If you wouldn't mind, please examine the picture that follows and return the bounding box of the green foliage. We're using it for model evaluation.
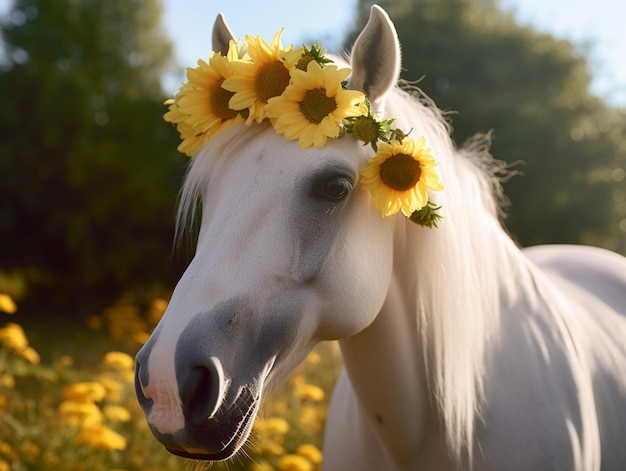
[0,0,187,308]
[350,0,626,252]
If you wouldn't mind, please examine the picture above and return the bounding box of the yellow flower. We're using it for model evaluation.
[98,376,123,402]
[222,29,301,123]
[254,416,290,435]
[276,454,313,471]
[0,294,17,314]
[133,330,150,345]
[256,438,285,456]
[148,298,168,325]
[0,374,14,389]
[76,423,127,451]
[0,460,9,471]
[360,137,443,217]
[165,41,246,156]
[250,461,275,471]
[265,61,366,148]
[102,351,135,371]
[18,346,40,365]
[0,441,15,459]
[164,95,207,157]
[179,49,244,130]
[59,401,103,426]
[296,444,323,465]
[295,383,325,402]
[298,405,325,431]
[62,382,107,404]
[305,351,321,366]
[0,322,28,352]
[103,404,131,422]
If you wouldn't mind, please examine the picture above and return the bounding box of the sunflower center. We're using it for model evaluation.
[255,61,291,103]
[379,153,422,191]
[299,88,337,124]
[296,55,315,71]
[351,115,380,144]
[212,80,239,121]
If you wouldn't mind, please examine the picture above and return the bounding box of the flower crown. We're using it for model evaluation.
[164,30,443,227]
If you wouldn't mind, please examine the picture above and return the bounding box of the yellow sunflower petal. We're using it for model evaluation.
[318,116,340,138]
[298,125,317,149]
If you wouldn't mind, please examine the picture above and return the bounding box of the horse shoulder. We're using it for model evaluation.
[477,290,588,470]
[524,244,626,314]
[524,245,626,384]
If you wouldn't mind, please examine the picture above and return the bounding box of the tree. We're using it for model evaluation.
[348,0,626,252]
[0,0,187,310]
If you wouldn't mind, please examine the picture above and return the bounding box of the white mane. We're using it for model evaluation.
[381,84,515,462]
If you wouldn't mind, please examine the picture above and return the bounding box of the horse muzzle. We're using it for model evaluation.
[135,352,264,460]
[133,294,306,460]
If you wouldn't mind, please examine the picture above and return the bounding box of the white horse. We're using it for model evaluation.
[135,6,626,470]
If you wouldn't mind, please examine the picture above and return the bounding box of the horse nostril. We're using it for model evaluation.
[179,357,226,425]
[134,359,146,397]
[182,366,212,423]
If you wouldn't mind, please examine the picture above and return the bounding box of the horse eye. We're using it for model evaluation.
[314,176,353,201]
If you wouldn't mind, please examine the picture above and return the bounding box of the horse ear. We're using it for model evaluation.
[212,13,236,55]
[349,5,401,106]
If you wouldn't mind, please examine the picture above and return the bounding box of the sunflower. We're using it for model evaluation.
[163,96,209,156]
[265,61,366,148]
[222,29,301,123]
[344,99,395,151]
[360,137,443,217]
[163,42,247,156]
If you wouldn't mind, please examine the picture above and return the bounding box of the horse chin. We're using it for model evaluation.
[157,393,260,462]
[166,442,242,461]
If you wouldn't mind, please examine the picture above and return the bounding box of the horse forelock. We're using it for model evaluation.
[175,124,269,248]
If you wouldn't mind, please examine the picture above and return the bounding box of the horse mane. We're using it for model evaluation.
[382,84,514,464]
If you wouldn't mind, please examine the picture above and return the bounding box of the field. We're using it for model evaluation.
[0,294,342,471]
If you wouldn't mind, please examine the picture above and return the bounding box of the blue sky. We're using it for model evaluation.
[161,0,626,107]
[0,0,623,105]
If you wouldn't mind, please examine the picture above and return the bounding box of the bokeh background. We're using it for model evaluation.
[0,0,624,469]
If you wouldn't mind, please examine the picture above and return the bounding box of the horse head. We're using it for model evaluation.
[135,6,412,460]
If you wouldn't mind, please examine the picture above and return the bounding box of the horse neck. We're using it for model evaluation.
[337,88,529,464]
[338,210,529,466]
[338,256,442,466]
